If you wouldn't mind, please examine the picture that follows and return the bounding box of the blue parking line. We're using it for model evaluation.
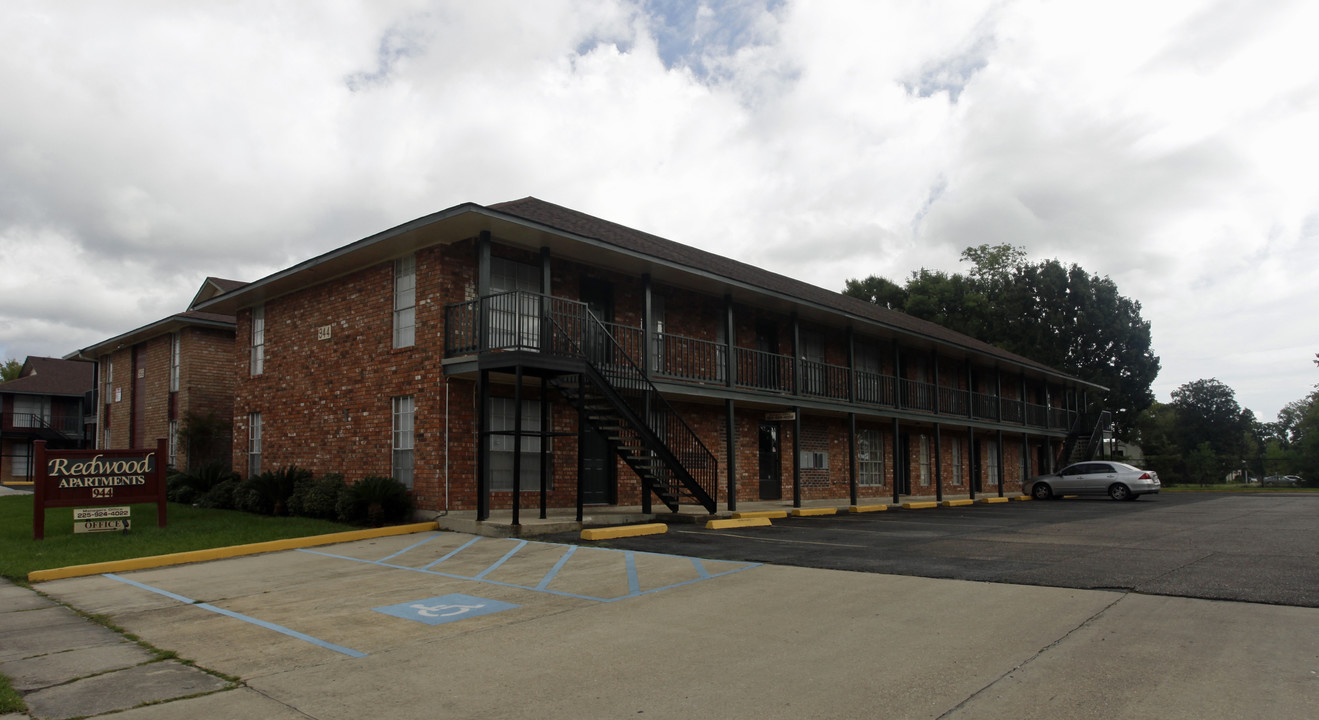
[103,573,368,659]
[475,540,527,580]
[536,545,577,590]
[298,538,761,603]
[379,533,440,562]
[422,536,482,569]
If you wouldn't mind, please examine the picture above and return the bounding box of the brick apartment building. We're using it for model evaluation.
[195,198,1106,518]
[0,357,94,484]
[70,278,242,471]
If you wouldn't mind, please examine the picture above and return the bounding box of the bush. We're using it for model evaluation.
[167,462,239,505]
[236,466,310,516]
[337,475,414,526]
[196,479,241,510]
[288,473,346,520]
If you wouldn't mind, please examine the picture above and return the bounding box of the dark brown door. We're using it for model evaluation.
[758,422,782,500]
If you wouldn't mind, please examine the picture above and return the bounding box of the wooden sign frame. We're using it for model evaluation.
[33,438,168,540]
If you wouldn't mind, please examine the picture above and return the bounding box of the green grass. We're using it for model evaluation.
[0,495,356,582]
[0,670,23,715]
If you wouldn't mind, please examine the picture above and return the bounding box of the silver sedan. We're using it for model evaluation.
[1026,461,1161,501]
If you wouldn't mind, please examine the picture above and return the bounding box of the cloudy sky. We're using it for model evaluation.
[2,0,1316,420]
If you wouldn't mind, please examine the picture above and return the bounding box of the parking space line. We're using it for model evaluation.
[536,545,577,590]
[102,573,368,659]
[380,534,441,562]
[421,535,482,569]
[475,540,528,580]
[297,539,761,603]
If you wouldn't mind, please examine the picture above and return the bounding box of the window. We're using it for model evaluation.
[392,396,415,489]
[919,435,931,486]
[13,396,50,428]
[489,397,549,491]
[248,412,262,477]
[1021,441,1030,481]
[855,342,887,404]
[168,420,179,468]
[951,437,963,485]
[250,305,265,375]
[650,293,666,372]
[857,428,884,486]
[104,356,114,399]
[103,428,112,450]
[800,330,826,395]
[489,257,540,349]
[170,332,181,392]
[12,443,31,479]
[986,440,999,486]
[394,255,416,348]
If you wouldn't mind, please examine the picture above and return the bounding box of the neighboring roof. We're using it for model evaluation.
[0,357,94,397]
[189,277,247,310]
[68,310,236,361]
[194,197,1104,389]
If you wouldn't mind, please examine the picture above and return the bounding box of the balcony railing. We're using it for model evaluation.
[445,293,1081,431]
[6,413,82,435]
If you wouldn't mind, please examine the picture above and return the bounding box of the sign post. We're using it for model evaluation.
[33,439,168,540]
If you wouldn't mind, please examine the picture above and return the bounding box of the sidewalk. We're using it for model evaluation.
[0,579,235,720]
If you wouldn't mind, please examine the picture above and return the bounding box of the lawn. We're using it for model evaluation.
[0,495,356,582]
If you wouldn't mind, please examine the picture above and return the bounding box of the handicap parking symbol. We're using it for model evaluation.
[373,593,519,626]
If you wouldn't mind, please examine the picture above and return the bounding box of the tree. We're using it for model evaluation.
[1170,378,1247,482]
[0,358,21,382]
[844,245,1160,437]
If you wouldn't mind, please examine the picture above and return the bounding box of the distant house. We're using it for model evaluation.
[194,198,1107,517]
[68,278,243,471]
[0,357,94,484]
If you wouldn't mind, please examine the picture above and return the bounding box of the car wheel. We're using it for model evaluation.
[1031,483,1053,501]
[1108,483,1131,501]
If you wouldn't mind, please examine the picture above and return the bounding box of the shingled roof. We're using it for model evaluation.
[487,197,1081,382]
[0,357,94,397]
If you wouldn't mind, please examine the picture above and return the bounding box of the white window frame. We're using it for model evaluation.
[12,442,31,478]
[857,428,884,487]
[168,419,179,468]
[248,412,262,477]
[800,450,828,470]
[919,435,931,486]
[250,305,265,376]
[951,437,963,485]
[170,332,181,392]
[394,255,416,348]
[392,395,415,489]
[986,440,999,486]
[489,396,549,492]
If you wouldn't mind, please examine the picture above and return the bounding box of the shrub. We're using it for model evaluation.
[288,473,346,520]
[167,462,239,505]
[237,466,310,516]
[196,479,241,510]
[337,475,414,526]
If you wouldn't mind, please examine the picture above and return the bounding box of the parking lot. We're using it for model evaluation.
[561,493,1319,607]
[21,493,1319,719]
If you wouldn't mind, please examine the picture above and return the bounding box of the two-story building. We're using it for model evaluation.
[195,198,1105,520]
[69,278,243,471]
[0,357,94,484]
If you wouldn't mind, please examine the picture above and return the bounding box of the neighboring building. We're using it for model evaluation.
[69,278,243,471]
[196,198,1106,517]
[0,357,94,484]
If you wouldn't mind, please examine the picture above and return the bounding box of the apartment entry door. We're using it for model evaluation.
[579,278,616,505]
[758,422,782,500]
[897,432,912,495]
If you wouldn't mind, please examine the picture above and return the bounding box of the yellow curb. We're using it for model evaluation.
[706,517,772,530]
[940,499,974,507]
[849,504,889,513]
[731,510,789,519]
[1011,496,1032,501]
[977,497,1009,504]
[790,508,838,517]
[581,523,668,541]
[902,501,939,510]
[28,521,440,583]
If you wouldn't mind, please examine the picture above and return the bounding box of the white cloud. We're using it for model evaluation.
[2,0,1316,418]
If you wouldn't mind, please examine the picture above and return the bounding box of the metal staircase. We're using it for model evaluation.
[542,300,718,514]
[1058,410,1111,467]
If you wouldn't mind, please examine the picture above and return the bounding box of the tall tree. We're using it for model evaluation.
[1170,378,1247,480]
[0,358,21,382]
[844,245,1160,437]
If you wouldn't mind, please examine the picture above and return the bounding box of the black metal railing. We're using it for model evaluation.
[446,294,1083,432]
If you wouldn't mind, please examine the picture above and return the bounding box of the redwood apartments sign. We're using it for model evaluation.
[33,439,167,540]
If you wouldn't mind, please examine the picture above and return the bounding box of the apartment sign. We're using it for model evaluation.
[33,439,168,540]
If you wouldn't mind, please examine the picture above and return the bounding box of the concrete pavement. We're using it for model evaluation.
[6,529,1316,719]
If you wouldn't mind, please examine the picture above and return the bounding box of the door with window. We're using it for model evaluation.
[758,422,782,500]
[580,278,614,367]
